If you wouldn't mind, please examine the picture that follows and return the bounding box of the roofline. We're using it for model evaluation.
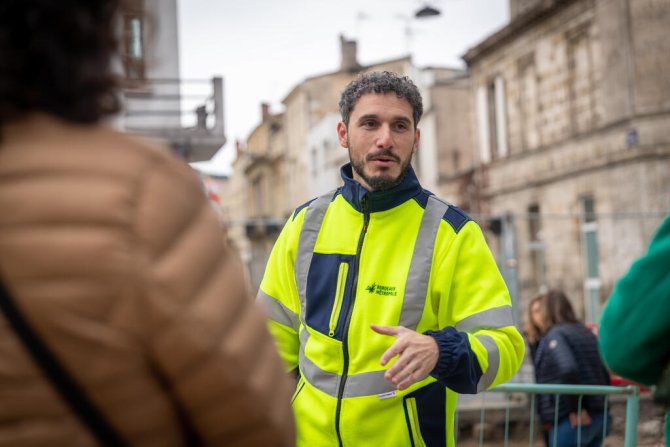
[281,55,414,105]
[462,0,582,65]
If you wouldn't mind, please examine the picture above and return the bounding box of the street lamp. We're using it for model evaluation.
[414,4,441,18]
[355,4,441,55]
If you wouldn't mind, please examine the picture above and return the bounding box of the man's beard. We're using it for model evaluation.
[349,145,413,191]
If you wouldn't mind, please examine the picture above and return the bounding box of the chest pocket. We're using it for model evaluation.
[305,253,354,340]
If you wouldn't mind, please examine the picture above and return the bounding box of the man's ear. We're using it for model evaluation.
[337,121,348,148]
[412,128,421,154]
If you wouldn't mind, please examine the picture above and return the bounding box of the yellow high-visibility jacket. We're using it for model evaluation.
[258,165,524,447]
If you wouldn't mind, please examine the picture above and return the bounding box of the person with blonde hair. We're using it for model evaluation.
[525,290,611,447]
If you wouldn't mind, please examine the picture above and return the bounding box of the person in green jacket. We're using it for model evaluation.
[599,212,670,446]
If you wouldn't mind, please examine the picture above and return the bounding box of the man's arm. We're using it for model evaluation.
[371,220,524,393]
[256,210,304,372]
[429,220,525,393]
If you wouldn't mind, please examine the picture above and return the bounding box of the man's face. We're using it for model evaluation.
[337,93,420,191]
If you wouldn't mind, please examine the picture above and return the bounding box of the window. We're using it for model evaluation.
[129,17,143,59]
[527,204,546,293]
[476,75,508,163]
[120,0,146,81]
[487,81,499,159]
[518,53,540,151]
[567,23,595,135]
[581,196,600,323]
[252,177,263,218]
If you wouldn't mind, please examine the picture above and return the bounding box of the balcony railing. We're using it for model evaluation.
[121,77,225,162]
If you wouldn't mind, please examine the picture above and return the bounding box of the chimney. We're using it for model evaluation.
[261,102,270,121]
[340,34,360,72]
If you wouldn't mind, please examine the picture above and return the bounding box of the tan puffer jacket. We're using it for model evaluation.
[0,114,295,446]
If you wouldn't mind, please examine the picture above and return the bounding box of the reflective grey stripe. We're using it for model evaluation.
[399,195,449,329]
[299,329,340,396]
[455,306,515,333]
[256,289,299,331]
[344,370,395,397]
[299,328,395,398]
[295,190,335,322]
[476,335,500,392]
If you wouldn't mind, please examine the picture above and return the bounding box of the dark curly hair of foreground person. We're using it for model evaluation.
[0,0,121,127]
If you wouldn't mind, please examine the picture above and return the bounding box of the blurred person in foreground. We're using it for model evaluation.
[0,1,294,445]
[525,290,611,447]
[256,71,524,446]
[599,212,670,447]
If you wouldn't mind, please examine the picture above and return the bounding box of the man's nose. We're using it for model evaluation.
[375,124,393,148]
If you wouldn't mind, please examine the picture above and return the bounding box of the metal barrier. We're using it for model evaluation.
[456,383,640,447]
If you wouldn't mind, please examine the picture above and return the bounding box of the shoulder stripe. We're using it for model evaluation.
[418,194,471,234]
[292,189,340,221]
[411,190,431,209]
[400,195,448,329]
[292,198,316,221]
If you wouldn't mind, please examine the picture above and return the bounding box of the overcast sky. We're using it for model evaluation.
[179,0,510,174]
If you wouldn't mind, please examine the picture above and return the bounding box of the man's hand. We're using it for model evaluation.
[370,324,439,390]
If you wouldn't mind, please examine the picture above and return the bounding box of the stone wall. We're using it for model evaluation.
[466,0,670,318]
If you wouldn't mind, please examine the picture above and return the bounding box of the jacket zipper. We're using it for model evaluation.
[335,196,369,447]
[329,262,349,337]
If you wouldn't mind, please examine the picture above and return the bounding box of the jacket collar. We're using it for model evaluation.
[339,163,423,213]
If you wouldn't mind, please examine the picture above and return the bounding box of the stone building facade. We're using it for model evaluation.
[230,105,288,287]
[464,0,670,323]
[431,74,477,209]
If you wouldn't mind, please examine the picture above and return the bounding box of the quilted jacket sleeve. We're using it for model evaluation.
[599,213,670,386]
[134,152,295,446]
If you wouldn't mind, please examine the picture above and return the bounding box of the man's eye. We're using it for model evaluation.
[362,121,377,128]
[394,122,409,131]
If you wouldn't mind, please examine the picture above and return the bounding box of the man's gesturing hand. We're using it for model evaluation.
[370,324,439,390]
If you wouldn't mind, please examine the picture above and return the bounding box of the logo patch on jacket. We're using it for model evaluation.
[366,282,397,296]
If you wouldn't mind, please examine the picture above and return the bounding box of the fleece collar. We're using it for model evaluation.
[339,163,424,213]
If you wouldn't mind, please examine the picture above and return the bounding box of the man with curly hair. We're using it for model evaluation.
[258,71,525,446]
